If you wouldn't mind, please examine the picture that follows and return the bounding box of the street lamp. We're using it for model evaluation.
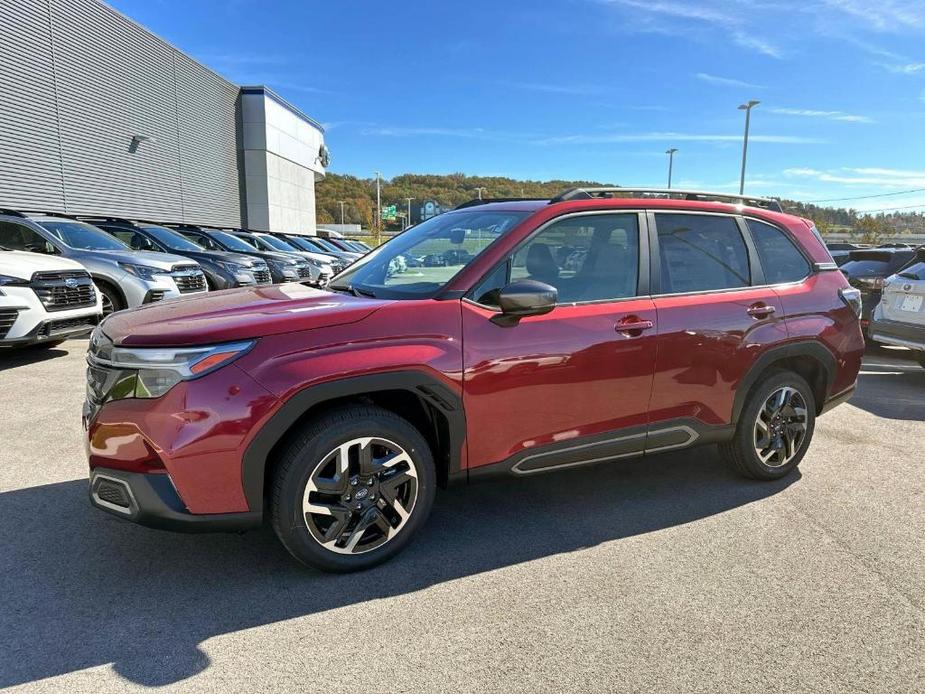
[337,200,346,225]
[374,171,382,240]
[665,148,678,189]
[405,197,414,230]
[737,100,760,195]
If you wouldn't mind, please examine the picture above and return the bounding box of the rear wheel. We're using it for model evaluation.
[720,371,815,480]
[270,405,436,572]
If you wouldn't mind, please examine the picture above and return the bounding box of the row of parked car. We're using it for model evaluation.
[0,209,370,348]
[829,241,925,366]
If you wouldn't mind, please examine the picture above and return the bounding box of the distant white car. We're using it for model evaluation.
[0,248,102,347]
[870,254,925,368]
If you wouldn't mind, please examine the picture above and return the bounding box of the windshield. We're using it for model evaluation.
[329,210,527,299]
[142,224,203,252]
[313,237,343,253]
[257,234,299,253]
[41,220,129,251]
[212,231,258,252]
[899,262,925,281]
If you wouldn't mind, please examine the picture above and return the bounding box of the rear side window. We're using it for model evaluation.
[0,221,51,253]
[747,220,810,284]
[899,262,925,280]
[655,214,750,293]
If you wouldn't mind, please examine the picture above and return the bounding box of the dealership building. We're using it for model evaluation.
[0,0,327,232]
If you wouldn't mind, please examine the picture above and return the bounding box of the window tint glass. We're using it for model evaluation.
[0,221,54,253]
[475,213,639,305]
[747,219,810,284]
[656,214,749,293]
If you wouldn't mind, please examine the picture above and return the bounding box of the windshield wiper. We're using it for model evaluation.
[329,284,376,298]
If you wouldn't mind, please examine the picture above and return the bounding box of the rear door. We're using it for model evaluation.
[646,211,786,445]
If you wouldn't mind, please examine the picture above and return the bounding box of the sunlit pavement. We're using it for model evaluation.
[0,340,922,693]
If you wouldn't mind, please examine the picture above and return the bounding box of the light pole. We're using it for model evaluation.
[738,100,759,195]
[475,186,486,200]
[405,197,414,230]
[665,148,678,189]
[374,171,382,241]
[337,200,346,225]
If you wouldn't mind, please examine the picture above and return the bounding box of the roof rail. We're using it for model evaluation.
[0,208,27,218]
[550,187,784,212]
[455,197,547,210]
[75,215,136,226]
[15,209,78,219]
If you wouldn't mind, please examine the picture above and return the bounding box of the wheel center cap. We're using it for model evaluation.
[354,487,369,501]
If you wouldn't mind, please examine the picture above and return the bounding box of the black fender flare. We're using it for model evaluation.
[91,275,127,309]
[241,371,466,514]
[731,340,837,424]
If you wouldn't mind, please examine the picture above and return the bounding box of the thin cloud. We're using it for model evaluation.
[784,166,925,187]
[821,0,925,32]
[505,81,604,96]
[695,73,765,89]
[534,131,824,146]
[771,108,874,123]
[732,32,784,59]
[881,62,925,74]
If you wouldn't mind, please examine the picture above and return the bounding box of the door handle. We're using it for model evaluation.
[746,304,776,318]
[616,318,654,335]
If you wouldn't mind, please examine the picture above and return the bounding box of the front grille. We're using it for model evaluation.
[37,316,98,338]
[296,265,312,279]
[252,269,271,284]
[171,266,207,293]
[143,290,167,304]
[30,270,96,311]
[0,308,19,339]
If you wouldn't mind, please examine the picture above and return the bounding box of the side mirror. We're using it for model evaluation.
[493,279,557,326]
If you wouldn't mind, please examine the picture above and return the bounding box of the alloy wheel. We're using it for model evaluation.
[302,437,419,554]
[101,292,114,317]
[753,386,808,467]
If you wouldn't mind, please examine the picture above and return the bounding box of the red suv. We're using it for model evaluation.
[85,188,864,572]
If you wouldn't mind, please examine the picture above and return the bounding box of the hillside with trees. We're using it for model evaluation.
[316,172,925,241]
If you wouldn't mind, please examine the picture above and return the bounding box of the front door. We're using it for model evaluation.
[462,211,658,474]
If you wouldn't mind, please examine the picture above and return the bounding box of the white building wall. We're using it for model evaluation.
[241,87,325,233]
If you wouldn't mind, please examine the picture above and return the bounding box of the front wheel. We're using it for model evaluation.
[720,370,816,480]
[270,405,436,572]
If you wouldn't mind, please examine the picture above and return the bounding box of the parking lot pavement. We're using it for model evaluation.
[0,341,922,693]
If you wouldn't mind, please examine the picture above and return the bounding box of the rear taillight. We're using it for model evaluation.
[839,287,862,317]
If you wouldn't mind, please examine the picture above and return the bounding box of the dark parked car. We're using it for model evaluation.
[86,187,863,572]
[88,218,272,289]
[169,225,312,284]
[826,241,869,267]
[840,247,918,330]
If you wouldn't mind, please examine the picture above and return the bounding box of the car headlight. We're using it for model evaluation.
[89,340,256,400]
[0,274,28,286]
[270,260,299,279]
[118,262,164,281]
[216,260,256,283]
[306,257,326,268]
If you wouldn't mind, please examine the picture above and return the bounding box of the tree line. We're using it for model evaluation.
[316,172,925,240]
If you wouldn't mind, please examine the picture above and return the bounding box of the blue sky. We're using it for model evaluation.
[112,0,925,211]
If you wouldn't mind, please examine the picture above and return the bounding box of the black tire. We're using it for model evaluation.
[97,282,124,315]
[720,370,816,480]
[270,404,436,572]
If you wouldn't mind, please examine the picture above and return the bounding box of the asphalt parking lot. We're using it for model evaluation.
[0,341,922,693]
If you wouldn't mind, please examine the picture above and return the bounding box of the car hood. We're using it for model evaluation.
[91,249,200,269]
[180,249,267,267]
[0,250,87,279]
[101,284,392,347]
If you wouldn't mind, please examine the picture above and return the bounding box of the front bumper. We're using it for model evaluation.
[89,468,262,532]
[0,285,101,345]
[869,314,925,351]
[121,273,208,309]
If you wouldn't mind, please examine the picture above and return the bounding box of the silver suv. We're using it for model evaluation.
[0,211,207,315]
[871,251,925,368]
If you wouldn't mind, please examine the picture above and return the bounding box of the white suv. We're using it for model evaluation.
[0,247,102,347]
[871,252,925,368]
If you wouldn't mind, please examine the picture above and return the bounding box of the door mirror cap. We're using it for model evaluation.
[493,280,557,325]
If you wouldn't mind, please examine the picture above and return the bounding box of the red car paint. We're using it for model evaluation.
[88,197,864,519]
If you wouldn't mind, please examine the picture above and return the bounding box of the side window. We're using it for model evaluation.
[0,221,55,254]
[184,232,214,250]
[474,213,640,305]
[103,228,138,248]
[655,214,750,293]
[747,219,810,284]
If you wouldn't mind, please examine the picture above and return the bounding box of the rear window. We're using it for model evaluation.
[840,259,894,275]
[842,251,913,276]
[655,213,750,293]
[898,262,925,280]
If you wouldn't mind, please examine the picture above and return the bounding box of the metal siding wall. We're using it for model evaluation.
[0,0,242,226]
[174,52,242,227]
[0,0,66,210]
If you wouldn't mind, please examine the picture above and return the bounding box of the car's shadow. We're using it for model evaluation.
[0,448,797,687]
[0,345,71,372]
